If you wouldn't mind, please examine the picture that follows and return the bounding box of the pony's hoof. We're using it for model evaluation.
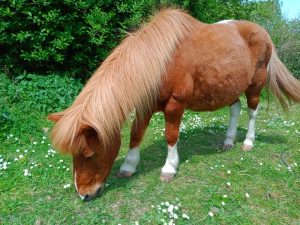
[242,145,253,151]
[160,173,175,182]
[223,144,234,150]
[116,170,133,178]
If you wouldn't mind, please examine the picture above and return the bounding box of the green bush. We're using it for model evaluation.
[270,19,300,79]
[0,73,82,135]
[248,0,300,79]
[0,73,82,116]
[0,0,158,78]
[16,74,82,112]
[2,0,291,78]
[0,74,15,130]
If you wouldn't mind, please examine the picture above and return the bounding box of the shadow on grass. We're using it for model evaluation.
[103,125,288,195]
[236,127,288,145]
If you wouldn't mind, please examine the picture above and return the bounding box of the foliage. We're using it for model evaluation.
[12,73,82,112]
[247,0,300,79]
[0,74,16,130]
[0,73,82,133]
[2,0,298,78]
[269,19,300,79]
[0,0,157,78]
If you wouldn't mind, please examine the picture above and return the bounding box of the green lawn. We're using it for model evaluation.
[0,99,299,224]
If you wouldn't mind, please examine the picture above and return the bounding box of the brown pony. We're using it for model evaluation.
[48,9,300,201]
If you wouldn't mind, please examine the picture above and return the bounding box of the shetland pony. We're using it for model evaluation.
[48,9,300,201]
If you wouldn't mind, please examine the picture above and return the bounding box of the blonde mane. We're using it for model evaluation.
[50,8,197,154]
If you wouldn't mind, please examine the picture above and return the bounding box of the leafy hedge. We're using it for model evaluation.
[1,0,162,77]
[2,0,292,78]
[0,73,82,123]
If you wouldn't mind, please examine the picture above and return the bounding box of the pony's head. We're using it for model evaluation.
[48,113,121,201]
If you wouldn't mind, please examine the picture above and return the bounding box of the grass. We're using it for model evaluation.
[0,98,300,224]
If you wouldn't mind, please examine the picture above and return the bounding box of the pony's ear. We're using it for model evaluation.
[80,126,98,158]
[82,146,95,158]
[48,112,64,122]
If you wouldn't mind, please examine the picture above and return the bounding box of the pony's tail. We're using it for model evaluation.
[267,45,300,109]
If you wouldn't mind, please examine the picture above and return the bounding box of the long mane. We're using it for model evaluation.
[50,8,197,154]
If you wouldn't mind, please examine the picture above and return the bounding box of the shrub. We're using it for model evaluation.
[17,74,82,112]
[0,73,83,134]
[0,0,158,78]
[2,0,293,78]
[271,19,300,79]
[0,73,82,115]
[0,74,16,130]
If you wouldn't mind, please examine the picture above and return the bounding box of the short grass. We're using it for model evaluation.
[0,99,300,224]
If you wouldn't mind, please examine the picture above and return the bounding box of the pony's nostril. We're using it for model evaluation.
[96,185,105,197]
[81,186,104,201]
[84,194,90,201]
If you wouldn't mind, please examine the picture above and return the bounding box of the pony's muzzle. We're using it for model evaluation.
[82,185,105,202]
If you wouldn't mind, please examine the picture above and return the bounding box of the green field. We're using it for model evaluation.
[0,99,300,224]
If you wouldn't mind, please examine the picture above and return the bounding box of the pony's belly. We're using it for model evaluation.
[186,96,238,111]
[185,81,246,111]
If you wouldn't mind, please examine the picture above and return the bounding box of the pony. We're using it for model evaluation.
[48,9,300,201]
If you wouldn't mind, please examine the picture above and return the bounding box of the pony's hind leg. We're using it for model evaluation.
[242,106,259,151]
[161,97,184,182]
[243,70,266,151]
[223,100,241,150]
[117,113,152,178]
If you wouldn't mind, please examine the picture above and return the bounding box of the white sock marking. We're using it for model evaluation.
[224,101,241,146]
[120,147,140,173]
[243,107,259,147]
[161,142,179,174]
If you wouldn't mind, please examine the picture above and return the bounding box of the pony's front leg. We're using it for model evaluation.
[117,113,152,178]
[161,98,184,182]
